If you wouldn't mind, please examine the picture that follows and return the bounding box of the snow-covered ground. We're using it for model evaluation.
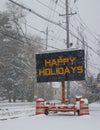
[0,102,35,120]
[0,102,100,130]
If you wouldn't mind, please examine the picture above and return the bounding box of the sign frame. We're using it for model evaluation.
[36,49,85,82]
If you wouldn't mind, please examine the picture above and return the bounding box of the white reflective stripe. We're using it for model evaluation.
[36,109,44,113]
[36,103,44,106]
[80,109,89,113]
[80,104,88,107]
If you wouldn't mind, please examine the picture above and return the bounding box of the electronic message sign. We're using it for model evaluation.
[36,49,85,82]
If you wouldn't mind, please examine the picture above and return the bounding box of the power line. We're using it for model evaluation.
[8,0,100,57]
[42,0,52,30]
[0,30,59,50]
[70,22,98,48]
[69,30,100,56]
[74,3,100,42]
[36,0,59,14]
[46,0,58,31]
[52,0,66,10]
[20,21,65,44]
[88,63,100,70]
[8,0,63,31]
[68,4,100,44]
[77,16,99,42]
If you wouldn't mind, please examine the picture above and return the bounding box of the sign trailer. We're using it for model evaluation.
[35,49,85,115]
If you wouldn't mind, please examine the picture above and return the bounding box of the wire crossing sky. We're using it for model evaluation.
[0,0,100,76]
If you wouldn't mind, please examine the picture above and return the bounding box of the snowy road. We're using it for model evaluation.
[89,103,100,118]
[0,102,100,130]
[0,102,100,120]
[0,102,35,120]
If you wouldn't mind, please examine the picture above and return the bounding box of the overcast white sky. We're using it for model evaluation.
[0,0,100,76]
[0,0,100,33]
[77,0,100,34]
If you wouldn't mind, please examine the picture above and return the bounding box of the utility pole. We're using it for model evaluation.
[46,26,48,50]
[45,26,52,88]
[66,0,70,102]
[61,0,70,104]
[66,0,70,48]
[84,37,88,81]
[60,0,76,103]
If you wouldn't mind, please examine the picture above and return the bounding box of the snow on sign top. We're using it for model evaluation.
[36,49,85,82]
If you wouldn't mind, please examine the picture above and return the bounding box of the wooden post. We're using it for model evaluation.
[62,81,65,104]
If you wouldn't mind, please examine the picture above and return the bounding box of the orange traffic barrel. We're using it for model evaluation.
[80,99,89,116]
[35,98,45,115]
[75,96,82,116]
[76,96,82,102]
[64,99,68,104]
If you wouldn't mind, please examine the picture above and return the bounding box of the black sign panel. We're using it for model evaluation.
[36,49,85,82]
